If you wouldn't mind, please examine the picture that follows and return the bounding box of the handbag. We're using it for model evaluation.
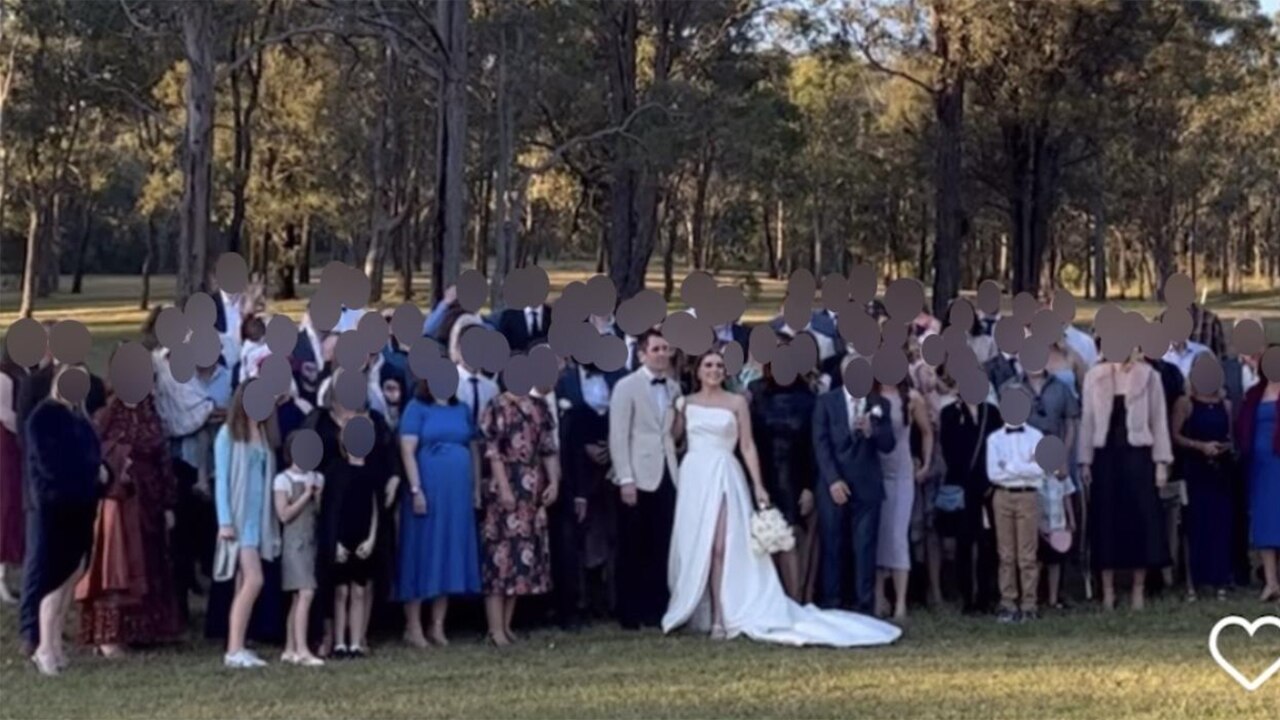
[937,405,989,514]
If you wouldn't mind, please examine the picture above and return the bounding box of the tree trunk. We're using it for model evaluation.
[1090,165,1107,301]
[298,215,312,284]
[930,4,966,318]
[432,0,469,303]
[17,203,40,318]
[663,188,679,301]
[690,150,713,270]
[178,0,215,302]
[140,214,156,310]
[762,193,778,279]
[70,203,93,294]
[490,23,514,310]
[775,198,786,279]
[810,205,822,277]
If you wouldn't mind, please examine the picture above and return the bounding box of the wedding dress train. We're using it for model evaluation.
[662,404,902,647]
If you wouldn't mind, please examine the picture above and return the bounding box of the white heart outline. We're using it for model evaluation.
[1208,615,1280,692]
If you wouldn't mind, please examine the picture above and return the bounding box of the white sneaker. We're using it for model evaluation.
[224,650,267,669]
[296,655,325,667]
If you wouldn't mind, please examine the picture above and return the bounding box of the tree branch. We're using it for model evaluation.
[523,102,666,176]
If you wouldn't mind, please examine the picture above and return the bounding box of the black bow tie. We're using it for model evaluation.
[1006,426,1024,433]
[650,377,666,386]
[582,365,601,377]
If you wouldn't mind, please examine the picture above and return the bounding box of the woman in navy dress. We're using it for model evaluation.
[1172,390,1234,598]
[1237,361,1280,601]
[397,380,481,647]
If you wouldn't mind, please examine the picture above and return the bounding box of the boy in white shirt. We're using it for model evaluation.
[987,387,1046,623]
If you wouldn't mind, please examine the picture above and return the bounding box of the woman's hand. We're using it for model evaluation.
[355,538,374,560]
[1079,464,1092,487]
[541,481,559,507]
[336,544,349,564]
[499,487,517,512]
[165,510,176,532]
[753,483,771,511]
[914,462,930,484]
[1155,463,1168,489]
[411,491,427,516]
[218,525,236,542]
[798,489,814,518]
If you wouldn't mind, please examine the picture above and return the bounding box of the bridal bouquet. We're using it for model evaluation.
[749,507,795,556]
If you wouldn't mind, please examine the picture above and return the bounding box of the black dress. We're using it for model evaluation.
[319,459,380,586]
[1089,397,1170,571]
[749,381,816,526]
[1181,399,1234,588]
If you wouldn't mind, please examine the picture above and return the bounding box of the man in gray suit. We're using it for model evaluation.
[608,329,682,629]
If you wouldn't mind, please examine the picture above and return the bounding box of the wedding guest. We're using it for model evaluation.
[214,384,281,668]
[397,379,481,647]
[453,317,500,429]
[380,368,406,431]
[495,301,552,353]
[21,365,106,675]
[0,348,25,603]
[1237,359,1280,601]
[1038,455,1076,610]
[608,329,682,629]
[937,374,1002,614]
[320,442,380,659]
[1172,384,1234,599]
[290,311,327,405]
[908,339,947,608]
[874,377,931,621]
[552,359,625,628]
[237,315,270,385]
[749,363,819,602]
[1080,354,1173,611]
[480,387,561,646]
[272,438,324,666]
[986,410,1045,623]
[77,392,181,656]
[812,355,896,614]
[1163,338,1210,381]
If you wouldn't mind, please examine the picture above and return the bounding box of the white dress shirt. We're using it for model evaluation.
[580,366,611,415]
[525,306,544,337]
[1162,341,1209,380]
[642,366,670,422]
[457,364,498,427]
[985,424,1046,490]
[843,388,867,434]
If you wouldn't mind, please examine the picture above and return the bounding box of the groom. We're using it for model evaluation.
[608,329,681,629]
[812,357,896,614]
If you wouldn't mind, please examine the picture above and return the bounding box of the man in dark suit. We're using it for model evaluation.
[551,359,626,629]
[985,351,1021,395]
[495,303,552,353]
[811,365,896,614]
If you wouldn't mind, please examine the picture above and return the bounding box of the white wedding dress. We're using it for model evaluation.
[662,404,902,647]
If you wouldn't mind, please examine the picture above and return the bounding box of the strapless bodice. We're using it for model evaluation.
[685,404,738,454]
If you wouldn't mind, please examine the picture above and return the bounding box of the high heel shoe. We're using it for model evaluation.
[710,624,727,641]
[31,651,59,677]
[1260,586,1280,603]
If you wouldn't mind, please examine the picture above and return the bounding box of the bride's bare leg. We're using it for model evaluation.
[708,499,728,636]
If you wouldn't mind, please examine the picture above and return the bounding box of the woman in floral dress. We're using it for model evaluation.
[479,390,561,646]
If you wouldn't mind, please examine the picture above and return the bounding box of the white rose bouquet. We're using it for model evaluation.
[749,506,795,556]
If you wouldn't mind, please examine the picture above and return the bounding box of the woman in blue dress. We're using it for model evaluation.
[397,379,481,647]
[1237,359,1280,602]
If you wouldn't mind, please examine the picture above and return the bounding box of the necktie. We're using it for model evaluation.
[528,308,541,338]
[469,376,480,426]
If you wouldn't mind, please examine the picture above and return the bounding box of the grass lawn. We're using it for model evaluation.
[0,597,1277,718]
[1,270,1278,375]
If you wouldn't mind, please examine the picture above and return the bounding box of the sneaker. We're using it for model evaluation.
[224,650,267,669]
[996,609,1020,624]
[296,655,325,667]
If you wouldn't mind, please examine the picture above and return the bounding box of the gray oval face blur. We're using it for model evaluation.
[976,280,1002,315]
[391,303,425,350]
[503,265,550,310]
[334,331,370,371]
[847,264,877,304]
[56,366,90,404]
[582,275,617,319]
[49,320,92,365]
[883,278,925,321]
[4,318,48,368]
[702,286,746,328]
[1162,307,1193,345]
[341,415,376,458]
[821,273,850,312]
[155,307,191,349]
[408,338,445,380]
[594,334,628,372]
[503,355,535,396]
[242,379,276,422]
[456,270,489,313]
[1228,319,1265,356]
[256,354,293,396]
[680,271,716,311]
[215,252,249,294]
[948,298,975,333]
[184,292,218,330]
[748,324,779,364]
[722,341,744,376]
[109,342,154,404]
[289,429,324,471]
[872,347,907,386]
[357,312,388,354]
[424,355,460,401]
[190,327,223,368]
[842,357,874,398]
[1261,346,1280,382]
[265,315,298,356]
[615,290,666,336]
[999,386,1033,426]
[334,369,368,412]
[460,327,511,374]
[308,293,342,333]
[1034,435,1068,475]
[168,343,197,383]
[839,310,881,358]
[1189,353,1224,396]
[661,311,713,356]
[1163,272,1194,309]
[920,333,946,367]
[1051,288,1076,325]
[1019,340,1050,375]
[994,316,1025,355]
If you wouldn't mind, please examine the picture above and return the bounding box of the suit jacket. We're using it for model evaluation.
[496,304,553,353]
[812,390,895,506]
[984,354,1020,394]
[608,368,681,493]
[556,364,625,501]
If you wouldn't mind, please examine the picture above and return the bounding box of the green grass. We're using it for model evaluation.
[1,598,1277,718]
[2,271,1278,376]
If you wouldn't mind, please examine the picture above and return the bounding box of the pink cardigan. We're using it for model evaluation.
[1079,361,1174,465]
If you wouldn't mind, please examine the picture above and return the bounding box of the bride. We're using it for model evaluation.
[661,350,901,647]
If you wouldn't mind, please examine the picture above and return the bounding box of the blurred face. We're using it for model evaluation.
[697,352,726,389]
[640,335,671,373]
